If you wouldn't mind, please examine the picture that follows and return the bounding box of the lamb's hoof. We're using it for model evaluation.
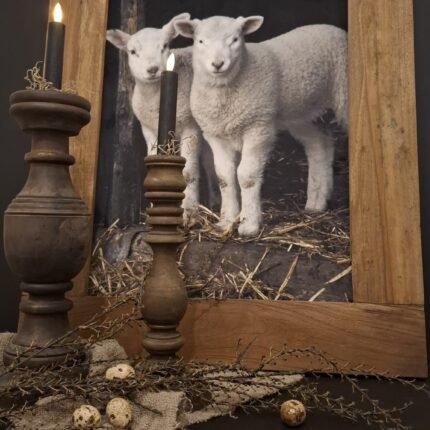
[183,206,199,228]
[238,220,261,238]
[304,203,327,213]
[213,220,235,237]
[214,220,233,231]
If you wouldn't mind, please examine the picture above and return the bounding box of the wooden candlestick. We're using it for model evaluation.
[141,155,187,358]
[3,90,91,368]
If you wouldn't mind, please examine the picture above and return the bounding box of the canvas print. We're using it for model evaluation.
[92,0,350,303]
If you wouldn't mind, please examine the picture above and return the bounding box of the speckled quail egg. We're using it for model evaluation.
[280,399,306,427]
[73,405,101,429]
[105,363,135,380]
[106,397,133,428]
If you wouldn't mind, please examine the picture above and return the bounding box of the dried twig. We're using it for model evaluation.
[274,255,299,300]
[89,222,151,297]
[0,324,424,430]
[188,206,350,264]
[239,248,269,297]
[24,61,54,91]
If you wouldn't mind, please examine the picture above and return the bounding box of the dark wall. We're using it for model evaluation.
[0,0,50,331]
[414,0,430,360]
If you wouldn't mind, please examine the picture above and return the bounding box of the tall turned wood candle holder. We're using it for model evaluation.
[3,90,91,368]
[142,155,188,358]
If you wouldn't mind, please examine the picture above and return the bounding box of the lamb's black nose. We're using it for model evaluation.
[212,61,224,71]
[147,66,159,75]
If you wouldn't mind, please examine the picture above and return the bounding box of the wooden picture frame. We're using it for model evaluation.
[52,0,427,377]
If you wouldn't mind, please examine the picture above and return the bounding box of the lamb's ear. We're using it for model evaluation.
[162,13,192,40]
[106,29,130,50]
[174,18,200,39]
[236,16,264,35]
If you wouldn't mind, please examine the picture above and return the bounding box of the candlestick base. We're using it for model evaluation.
[3,90,91,369]
[3,282,83,368]
[141,155,187,358]
[142,325,184,358]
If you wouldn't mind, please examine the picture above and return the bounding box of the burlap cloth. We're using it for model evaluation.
[0,333,302,429]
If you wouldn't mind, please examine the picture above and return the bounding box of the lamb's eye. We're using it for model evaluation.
[199,39,203,44]
[130,49,136,55]
[233,37,238,42]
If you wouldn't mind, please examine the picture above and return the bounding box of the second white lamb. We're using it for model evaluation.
[107,13,217,223]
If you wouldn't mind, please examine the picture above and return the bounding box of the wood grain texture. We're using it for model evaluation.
[70,298,428,377]
[48,0,109,295]
[348,0,424,304]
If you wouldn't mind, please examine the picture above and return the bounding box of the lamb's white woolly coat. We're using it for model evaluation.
[178,17,347,236]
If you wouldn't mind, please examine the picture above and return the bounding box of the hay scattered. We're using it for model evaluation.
[180,204,351,301]
[89,203,351,301]
[238,247,270,297]
[150,132,198,156]
[308,265,352,301]
[181,250,351,302]
[187,205,350,264]
[23,61,77,93]
[24,62,54,91]
[182,256,292,301]
[88,221,151,297]
[274,255,299,300]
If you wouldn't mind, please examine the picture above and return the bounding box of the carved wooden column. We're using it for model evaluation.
[3,90,91,368]
[141,155,187,358]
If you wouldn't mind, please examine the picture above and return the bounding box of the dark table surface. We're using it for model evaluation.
[192,376,429,430]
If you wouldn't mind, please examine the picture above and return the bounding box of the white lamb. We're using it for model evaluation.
[175,16,348,237]
[106,13,216,223]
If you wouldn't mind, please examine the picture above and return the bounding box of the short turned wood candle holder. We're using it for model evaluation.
[3,90,91,368]
[142,155,187,358]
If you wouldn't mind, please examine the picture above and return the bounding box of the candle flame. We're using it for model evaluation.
[166,53,175,71]
[53,3,63,23]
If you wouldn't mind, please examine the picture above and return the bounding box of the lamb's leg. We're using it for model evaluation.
[200,141,220,210]
[288,122,335,212]
[141,125,157,155]
[206,134,240,231]
[237,127,275,237]
[180,129,202,225]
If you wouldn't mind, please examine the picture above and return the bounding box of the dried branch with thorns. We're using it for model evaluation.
[1,318,427,430]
